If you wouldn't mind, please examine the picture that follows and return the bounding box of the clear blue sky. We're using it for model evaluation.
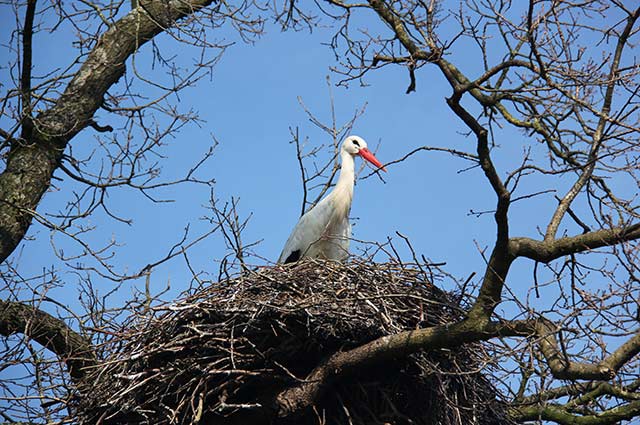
[0,2,571,314]
[0,6,632,420]
[0,3,604,410]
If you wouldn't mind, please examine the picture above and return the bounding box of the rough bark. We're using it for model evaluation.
[0,299,97,381]
[275,319,532,417]
[511,400,640,425]
[510,224,640,263]
[0,0,215,264]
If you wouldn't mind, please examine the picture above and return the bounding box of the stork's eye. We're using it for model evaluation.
[352,139,360,147]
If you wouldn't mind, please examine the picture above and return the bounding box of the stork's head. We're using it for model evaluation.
[342,135,387,172]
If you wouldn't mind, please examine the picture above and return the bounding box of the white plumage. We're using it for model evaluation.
[278,136,386,263]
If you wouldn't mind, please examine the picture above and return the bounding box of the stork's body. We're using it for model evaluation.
[278,136,385,264]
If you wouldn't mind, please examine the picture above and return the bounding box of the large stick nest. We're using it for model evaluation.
[76,260,511,424]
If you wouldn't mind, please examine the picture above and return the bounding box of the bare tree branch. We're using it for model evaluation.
[275,318,531,416]
[0,299,97,381]
[544,6,640,241]
[0,0,218,264]
[512,400,640,425]
[19,0,36,142]
[510,223,640,263]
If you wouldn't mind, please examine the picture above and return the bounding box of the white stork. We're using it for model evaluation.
[278,135,386,263]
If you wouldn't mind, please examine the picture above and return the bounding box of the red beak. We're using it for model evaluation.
[359,148,387,172]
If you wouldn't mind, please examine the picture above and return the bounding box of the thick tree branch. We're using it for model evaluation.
[367,0,422,56]
[275,318,530,417]
[322,2,640,424]
[535,319,615,381]
[445,94,512,322]
[0,299,97,381]
[34,0,213,144]
[0,0,216,264]
[275,310,638,418]
[566,382,640,408]
[519,381,601,404]
[603,331,640,372]
[529,320,640,382]
[511,399,640,425]
[368,0,517,323]
[510,223,640,263]
[0,128,13,143]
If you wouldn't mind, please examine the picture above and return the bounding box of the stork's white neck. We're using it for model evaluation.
[336,149,356,191]
[328,149,356,220]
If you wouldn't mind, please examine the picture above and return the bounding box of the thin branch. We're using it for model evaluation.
[544,6,640,240]
[19,0,37,142]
